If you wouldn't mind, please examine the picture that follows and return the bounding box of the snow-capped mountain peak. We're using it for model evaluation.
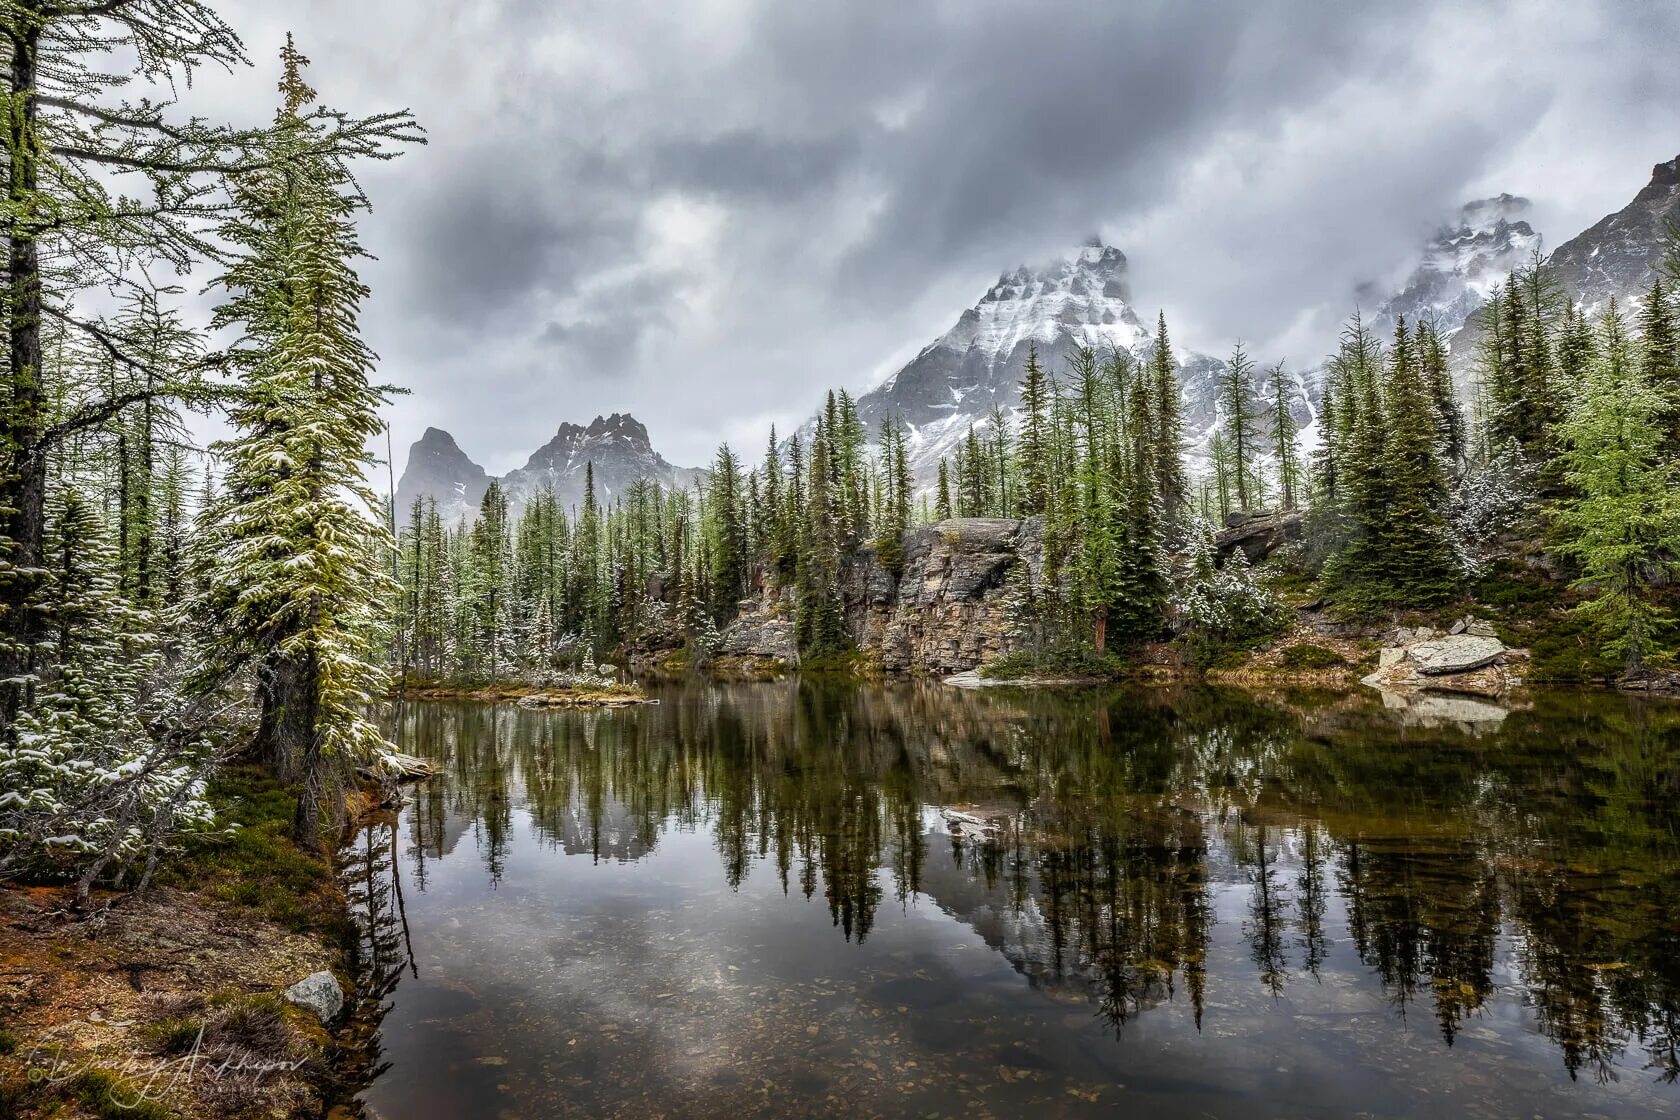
[1370,195,1540,341]
[852,237,1149,481]
[931,237,1144,364]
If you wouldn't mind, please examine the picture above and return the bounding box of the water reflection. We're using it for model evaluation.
[348,683,1680,1118]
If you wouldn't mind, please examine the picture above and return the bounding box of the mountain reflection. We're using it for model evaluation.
[379,682,1680,1082]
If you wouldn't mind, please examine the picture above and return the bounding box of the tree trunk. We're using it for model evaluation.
[254,652,316,783]
[1,12,45,727]
[1093,606,1108,655]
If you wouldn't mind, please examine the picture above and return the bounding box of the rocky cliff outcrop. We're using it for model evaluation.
[848,517,1047,674]
[717,517,1047,674]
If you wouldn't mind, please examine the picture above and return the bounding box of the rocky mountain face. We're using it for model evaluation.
[394,413,700,526]
[1447,156,1680,380]
[1368,194,1541,343]
[849,203,1544,487]
[393,427,490,527]
[1548,155,1680,312]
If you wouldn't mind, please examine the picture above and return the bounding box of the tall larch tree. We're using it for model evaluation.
[189,39,418,846]
[1555,300,1680,672]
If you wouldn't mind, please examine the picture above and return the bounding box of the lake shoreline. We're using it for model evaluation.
[394,681,655,707]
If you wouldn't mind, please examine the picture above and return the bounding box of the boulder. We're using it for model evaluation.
[1409,635,1506,675]
[1213,510,1302,565]
[284,971,344,1024]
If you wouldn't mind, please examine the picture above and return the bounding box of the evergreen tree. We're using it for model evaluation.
[0,487,214,900]
[1068,346,1123,652]
[706,443,748,616]
[1017,344,1054,515]
[1374,318,1459,605]
[1113,361,1168,642]
[1638,276,1680,456]
[1416,318,1465,469]
[797,417,847,654]
[935,457,953,522]
[189,41,407,846]
[1219,341,1262,511]
[1268,363,1301,511]
[1149,312,1189,542]
[469,481,512,678]
[1554,301,1680,672]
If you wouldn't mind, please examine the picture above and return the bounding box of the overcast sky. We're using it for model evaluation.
[190,0,1680,472]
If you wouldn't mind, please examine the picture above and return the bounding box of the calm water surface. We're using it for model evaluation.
[342,681,1680,1119]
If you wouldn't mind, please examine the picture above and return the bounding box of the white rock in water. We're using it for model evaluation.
[1409,635,1506,675]
[285,971,344,1024]
[1378,647,1406,669]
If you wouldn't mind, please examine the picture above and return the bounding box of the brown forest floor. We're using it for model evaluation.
[0,766,354,1120]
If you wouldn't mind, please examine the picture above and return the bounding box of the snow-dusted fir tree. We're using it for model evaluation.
[0,487,214,903]
[1176,518,1284,663]
[1554,301,1680,672]
[190,40,417,845]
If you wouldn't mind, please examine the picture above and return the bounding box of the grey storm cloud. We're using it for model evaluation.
[194,0,1680,471]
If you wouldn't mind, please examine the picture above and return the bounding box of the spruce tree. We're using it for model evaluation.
[797,417,847,655]
[1638,276,1680,456]
[706,443,747,617]
[1374,318,1459,605]
[1219,341,1262,511]
[1416,318,1464,469]
[1017,344,1054,515]
[935,458,953,522]
[1268,363,1301,511]
[1112,362,1167,642]
[1069,346,1122,651]
[1149,312,1189,542]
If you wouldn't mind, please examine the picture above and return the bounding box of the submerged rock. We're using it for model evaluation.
[285,970,344,1024]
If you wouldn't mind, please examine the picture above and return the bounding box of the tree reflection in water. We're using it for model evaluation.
[358,681,1680,1086]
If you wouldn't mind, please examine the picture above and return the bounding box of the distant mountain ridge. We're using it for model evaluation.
[394,412,701,526]
[407,155,1680,511]
[1447,155,1680,383]
[844,200,1545,485]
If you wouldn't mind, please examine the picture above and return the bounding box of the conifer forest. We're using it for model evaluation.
[2,4,1680,1119]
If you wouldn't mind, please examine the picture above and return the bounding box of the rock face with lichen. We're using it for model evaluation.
[715,585,801,672]
[849,517,1047,674]
[716,517,1048,674]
